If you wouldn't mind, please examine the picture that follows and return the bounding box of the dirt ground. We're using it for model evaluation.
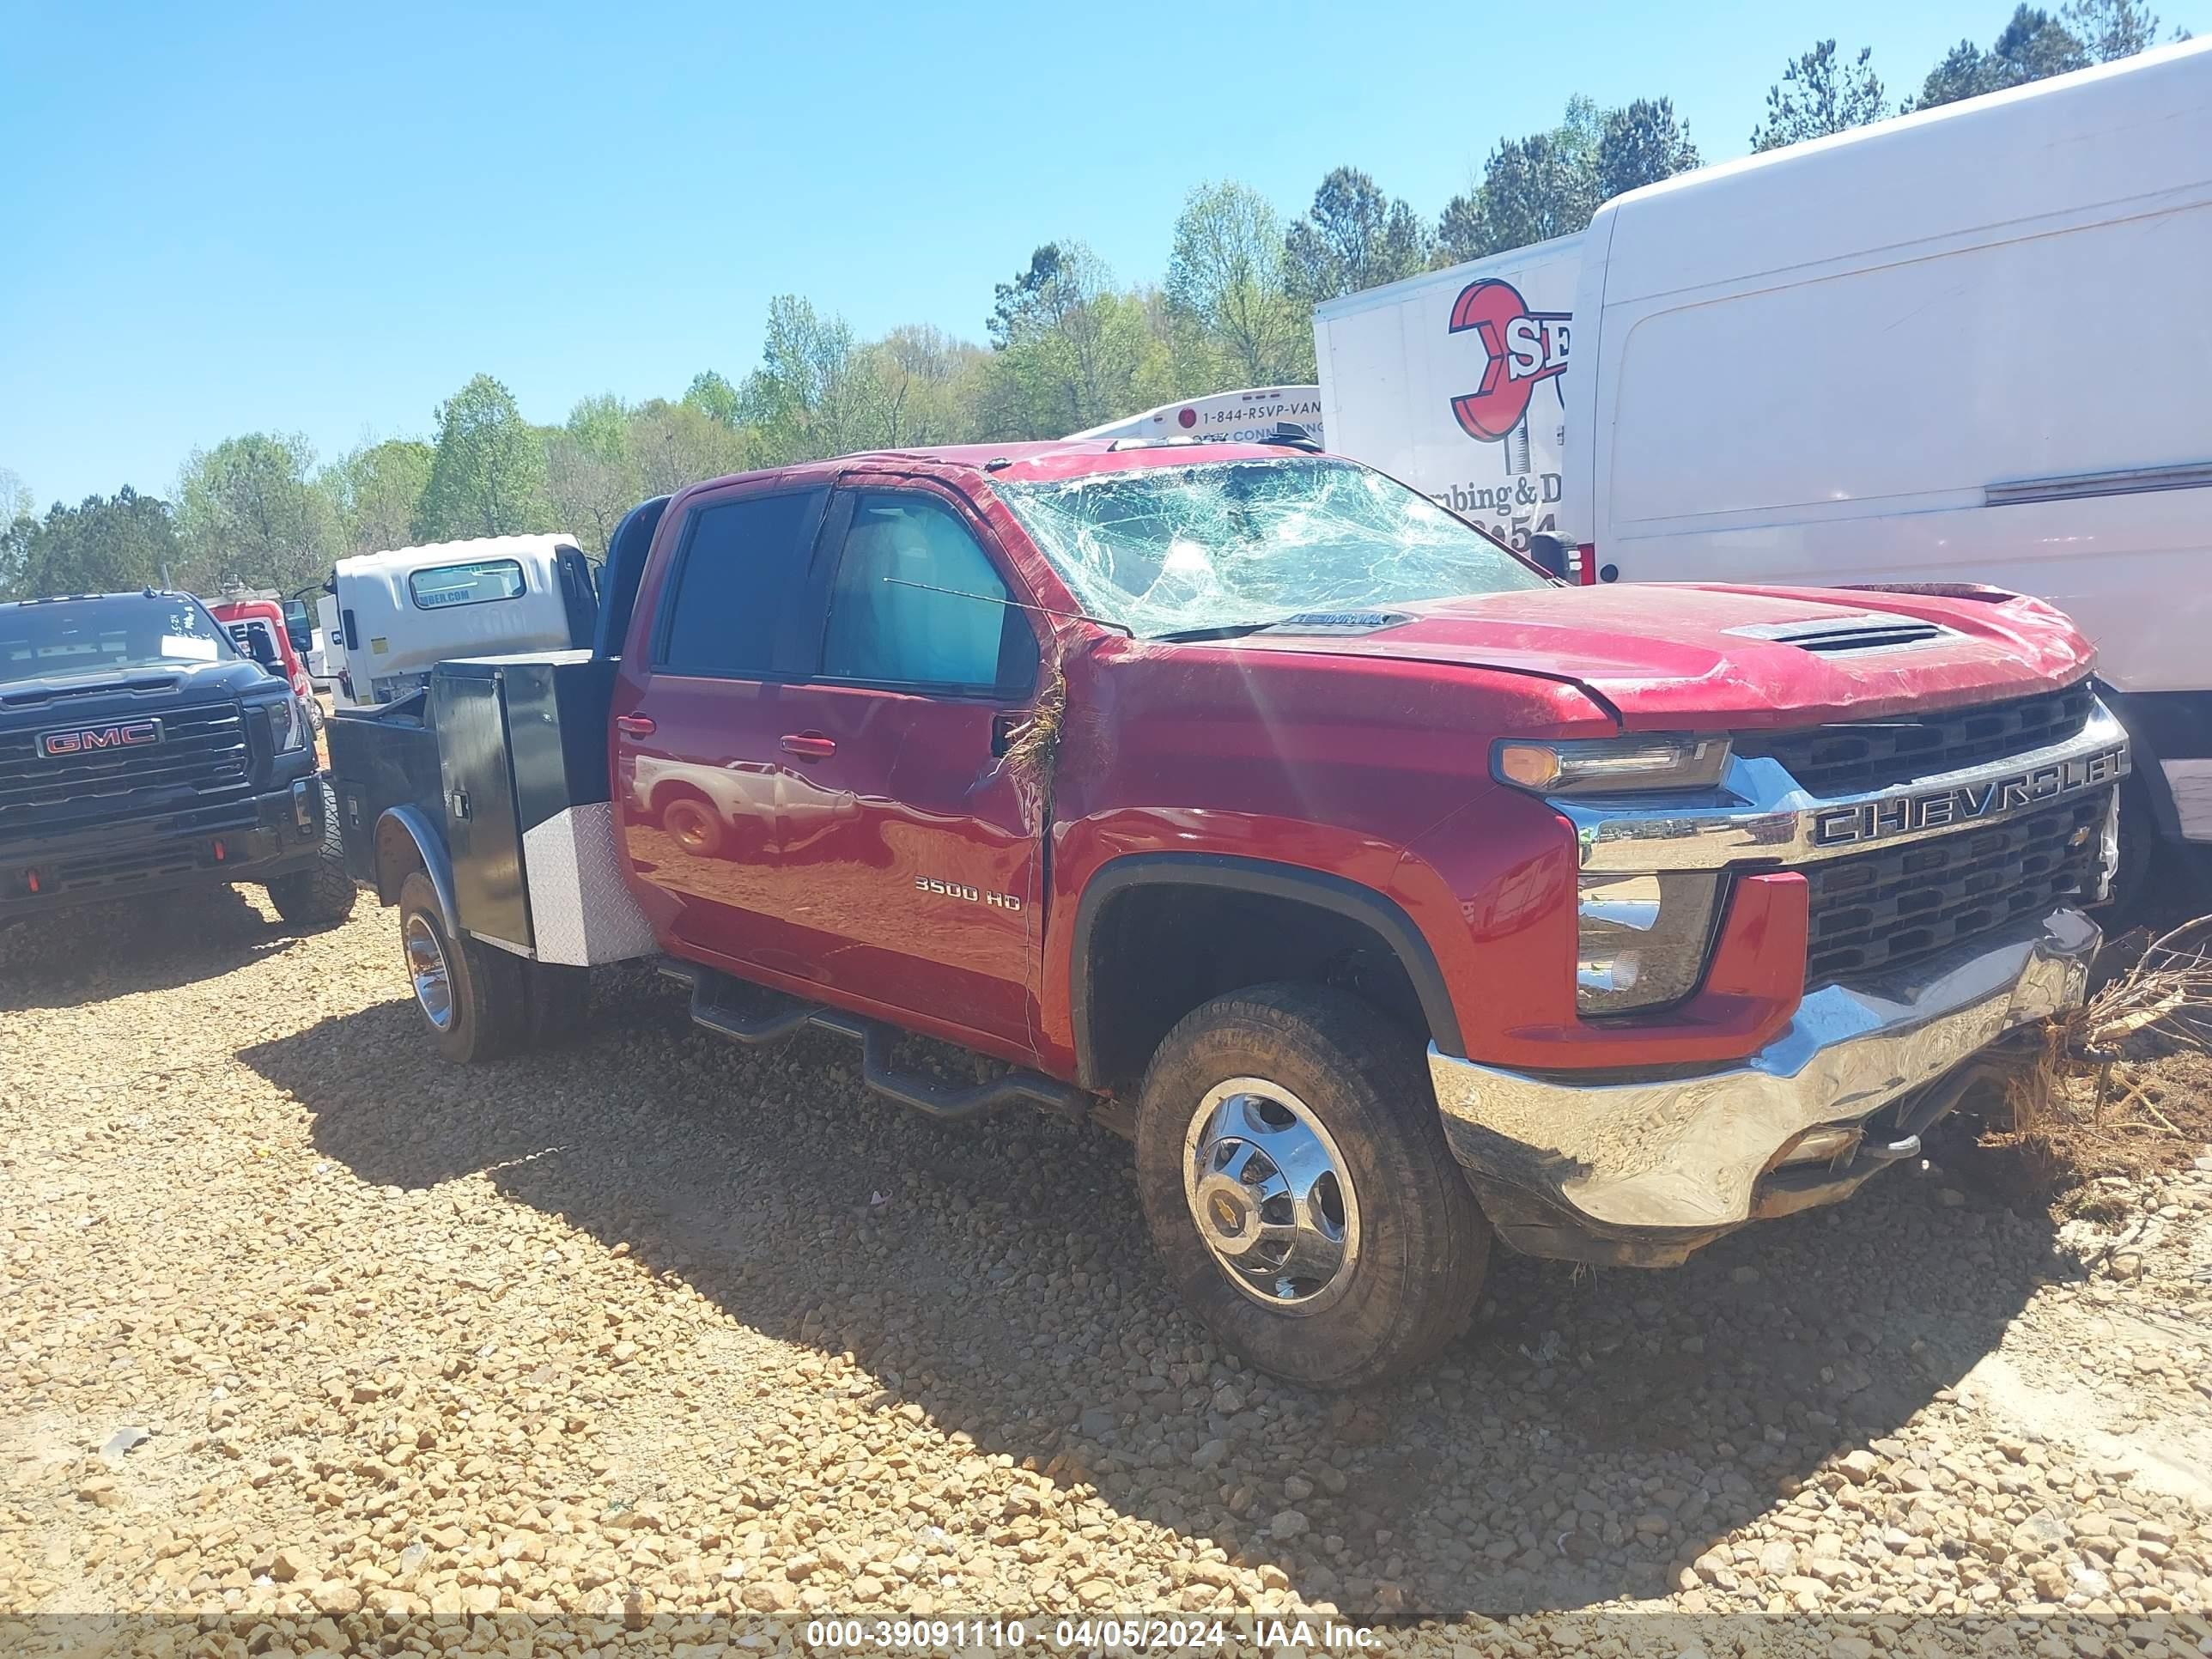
[2,890,2209,1656]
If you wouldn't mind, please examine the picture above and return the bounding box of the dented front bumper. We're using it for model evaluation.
[1429,908,2100,1265]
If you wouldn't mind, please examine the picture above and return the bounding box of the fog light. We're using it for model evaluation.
[1576,872,1724,1015]
[292,778,315,832]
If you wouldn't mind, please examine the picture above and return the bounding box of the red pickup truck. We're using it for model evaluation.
[329,440,2127,1387]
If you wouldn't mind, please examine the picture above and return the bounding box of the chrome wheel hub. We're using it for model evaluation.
[1183,1077,1360,1311]
[404,914,453,1031]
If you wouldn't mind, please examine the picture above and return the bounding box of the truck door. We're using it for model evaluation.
[763,484,1048,1055]
[613,483,830,966]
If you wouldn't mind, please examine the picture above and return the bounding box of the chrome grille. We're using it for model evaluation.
[1803,793,2106,987]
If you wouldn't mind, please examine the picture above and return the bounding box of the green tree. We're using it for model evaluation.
[0,466,31,529]
[857,325,991,447]
[1284,168,1432,305]
[2063,0,2184,57]
[1596,97,1701,200]
[3,488,181,600]
[977,244,1174,438]
[1912,6,2089,107]
[416,374,553,542]
[1164,180,1314,385]
[683,370,742,428]
[1438,118,1601,263]
[988,246,1066,349]
[174,432,336,593]
[546,395,640,556]
[1751,40,1888,151]
[627,399,751,500]
[736,295,900,464]
[319,438,433,559]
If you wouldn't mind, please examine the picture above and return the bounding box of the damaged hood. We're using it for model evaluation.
[1212,583,2096,728]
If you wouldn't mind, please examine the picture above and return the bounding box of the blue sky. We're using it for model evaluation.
[3,0,2203,506]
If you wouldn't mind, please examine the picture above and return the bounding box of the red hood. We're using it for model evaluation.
[1216,582,2095,729]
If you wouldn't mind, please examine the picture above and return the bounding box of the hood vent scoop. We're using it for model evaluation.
[1723,611,1957,656]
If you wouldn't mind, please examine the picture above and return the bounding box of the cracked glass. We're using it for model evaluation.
[996,456,1549,640]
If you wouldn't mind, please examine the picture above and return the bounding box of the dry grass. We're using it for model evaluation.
[1973,916,2212,1202]
[998,656,1067,813]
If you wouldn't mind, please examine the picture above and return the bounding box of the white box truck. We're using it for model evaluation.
[1315,236,1580,559]
[1316,39,2212,896]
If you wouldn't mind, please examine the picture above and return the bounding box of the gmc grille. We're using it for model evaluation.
[1737,680,2098,799]
[0,702,252,839]
[1803,793,2106,988]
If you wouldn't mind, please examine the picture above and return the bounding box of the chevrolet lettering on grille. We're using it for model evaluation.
[1810,743,2126,848]
[35,719,164,759]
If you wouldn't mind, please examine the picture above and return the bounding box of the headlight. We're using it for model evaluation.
[1576,872,1723,1015]
[1496,734,1730,795]
[265,696,308,754]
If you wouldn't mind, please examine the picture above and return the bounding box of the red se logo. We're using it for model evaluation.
[1447,278,1571,442]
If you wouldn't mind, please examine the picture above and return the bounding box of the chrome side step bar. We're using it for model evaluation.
[663,963,1089,1125]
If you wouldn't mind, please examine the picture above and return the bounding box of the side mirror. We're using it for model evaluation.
[1526,532,1570,580]
[263,659,287,678]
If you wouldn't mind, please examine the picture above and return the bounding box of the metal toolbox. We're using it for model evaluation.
[428,651,657,966]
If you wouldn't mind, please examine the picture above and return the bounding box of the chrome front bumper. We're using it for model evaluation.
[1429,907,2100,1261]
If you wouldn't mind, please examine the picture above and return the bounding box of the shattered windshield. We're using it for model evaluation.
[996,456,1549,640]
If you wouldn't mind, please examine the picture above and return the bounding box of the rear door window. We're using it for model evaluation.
[657,489,828,678]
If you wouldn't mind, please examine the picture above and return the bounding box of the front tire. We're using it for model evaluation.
[265,785,358,928]
[397,870,526,1063]
[1134,983,1490,1389]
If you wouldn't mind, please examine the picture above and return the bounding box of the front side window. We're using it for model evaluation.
[0,595,238,685]
[658,490,823,677]
[822,495,1033,692]
[996,455,1548,640]
[408,558,526,610]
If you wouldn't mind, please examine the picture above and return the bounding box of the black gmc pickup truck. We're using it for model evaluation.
[0,592,354,942]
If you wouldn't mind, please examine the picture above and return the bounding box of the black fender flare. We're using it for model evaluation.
[373,804,461,937]
[1068,851,1465,1090]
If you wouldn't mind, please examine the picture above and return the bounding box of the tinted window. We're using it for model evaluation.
[409,558,526,609]
[659,490,823,677]
[822,495,1033,691]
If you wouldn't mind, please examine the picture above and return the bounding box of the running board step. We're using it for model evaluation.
[664,963,1088,1125]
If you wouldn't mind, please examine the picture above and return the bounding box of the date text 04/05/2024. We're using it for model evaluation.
[804,1620,1380,1650]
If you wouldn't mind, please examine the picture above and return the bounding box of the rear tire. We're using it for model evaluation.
[265,784,358,928]
[1134,983,1490,1389]
[659,790,724,859]
[397,870,526,1063]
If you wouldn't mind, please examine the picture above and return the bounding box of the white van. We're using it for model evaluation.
[1559,40,2211,882]
[1068,387,1325,448]
[329,534,599,707]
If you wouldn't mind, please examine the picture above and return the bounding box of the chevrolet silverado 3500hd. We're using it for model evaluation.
[328,441,2126,1386]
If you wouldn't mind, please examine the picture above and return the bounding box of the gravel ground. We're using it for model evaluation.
[3,889,2210,1656]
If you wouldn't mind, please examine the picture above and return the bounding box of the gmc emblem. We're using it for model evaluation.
[37,719,164,758]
